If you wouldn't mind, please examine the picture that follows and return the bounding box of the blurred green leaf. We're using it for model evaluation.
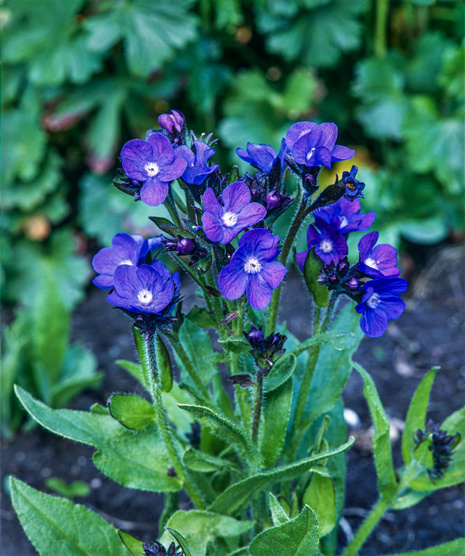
[439,42,465,100]
[45,477,91,498]
[383,538,465,556]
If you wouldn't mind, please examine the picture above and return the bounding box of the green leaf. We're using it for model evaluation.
[161,511,254,556]
[176,319,219,384]
[116,359,148,389]
[44,478,90,498]
[303,248,329,308]
[391,488,432,510]
[208,438,354,515]
[10,478,127,556]
[260,377,293,467]
[157,335,173,393]
[186,306,217,329]
[108,394,155,431]
[302,472,336,537]
[352,360,397,497]
[165,527,193,556]
[402,368,439,466]
[118,530,144,556]
[269,493,290,526]
[178,404,260,466]
[183,447,238,473]
[410,406,465,491]
[383,538,465,556]
[219,338,251,355]
[290,331,358,358]
[15,386,182,492]
[264,353,297,393]
[249,505,319,556]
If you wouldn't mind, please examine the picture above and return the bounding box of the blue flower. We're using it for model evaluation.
[158,110,185,135]
[120,134,187,206]
[218,229,287,310]
[201,181,266,245]
[107,261,180,315]
[356,278,408,337]
[286,122,354,169]
[236,139,288,174]
[92,233,163,289]
[296,218,348,270]
[315,197,375,234]
[358,231,401,279]
[176,141,219,185]
[342,166,365,201]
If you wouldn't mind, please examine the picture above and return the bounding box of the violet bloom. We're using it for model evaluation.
[201,181,266,245]
[120,134,187,206]
[92,233,163,289]
[218,229,287,310]
[236,139,288,174]
[356,278,408,337]
[358,231,401,279]
[296,218,348,270]
[158,110,185,135]
[107,261,180,315]
[342,165,365,201]
[286,122,354,168]
[176,141,219,185]
[315,197,375,234]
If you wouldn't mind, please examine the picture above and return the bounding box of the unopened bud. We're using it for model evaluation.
[265,191,282,211]
[177,238,196,255]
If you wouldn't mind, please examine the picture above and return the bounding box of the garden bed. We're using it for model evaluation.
[2,244,464,555]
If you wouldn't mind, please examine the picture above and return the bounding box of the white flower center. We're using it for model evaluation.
[306,147,315,164]
[119,259,133,266]
[320,239,333,253]
[222,211,238,228]
[137,289,153,305]
[144,162,160,177]
[339,216,348,228]
[365,257,379,269]
[244,257,262,274]
[367,292,381,309]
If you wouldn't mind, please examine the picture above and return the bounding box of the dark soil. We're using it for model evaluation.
[2,244,464,555]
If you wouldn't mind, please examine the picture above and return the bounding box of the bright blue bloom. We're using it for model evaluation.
[176,141,219,185]
[92,233,163,289]
[202,181,266,245]
[236,139,288,174]
[107,261,180,315]
[286,122,354,168]
[120,134,187,206]
[315,197,375,234]
[358,231,401,279]
[342,165,365,201]
[296,218,348,270]
[218,229,287,310]
[356,278,408,337]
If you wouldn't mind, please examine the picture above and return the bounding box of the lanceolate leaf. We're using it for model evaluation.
[302,472,336,537]
[269,493,290,526]
[352,361,397,497]
[208,438,354,515]
[156,335,173,393]
[118,530,144,556]
[165,528,193,556]
[15,386,182,492]
[265,353,297,393]
[303,248,329,308]
[249,505,319,556]
[108,394,155,431]
[10,478,127,556]
[402,367,439,465]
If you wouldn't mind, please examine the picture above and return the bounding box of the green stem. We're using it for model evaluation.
[164,189,183,227]
[251,368,264,444]
[374,0,389,58]
[144,335,205,509]
[266,196,308,335]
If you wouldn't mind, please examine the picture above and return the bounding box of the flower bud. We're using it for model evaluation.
[176,238,196,255]
[347,277,360,290]
[246,327,264,347]
[158,109,185,135]
[265,190,282,211]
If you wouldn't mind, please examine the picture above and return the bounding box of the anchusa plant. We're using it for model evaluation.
[11,111,465,556]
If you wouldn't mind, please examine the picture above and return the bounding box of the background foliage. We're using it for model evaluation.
[1,0,464,431]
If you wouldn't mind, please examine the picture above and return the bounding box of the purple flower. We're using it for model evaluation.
[356,278,408,337]
[176,141,219,185]
[296,218,348,270]
[120,134,187,206]
[358,231,401,279]
[286,122,354,169]
[218,229,287,310]
[315,197,375,234]
[342,166,365,201]
[92,233,163,289]
[107,261,180,315]
[158,110,185,135]
[236,139,288,174]
[201,181,266,245]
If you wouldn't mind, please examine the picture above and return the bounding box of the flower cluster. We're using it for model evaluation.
[93,109,408,337]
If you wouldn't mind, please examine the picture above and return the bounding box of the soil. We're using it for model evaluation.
[2,243,464,555]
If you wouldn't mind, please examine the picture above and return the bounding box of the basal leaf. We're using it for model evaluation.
[352,360,397,497]
[269,492,290,526]
[10,478,127,556]
[15,386,182,492]
[265,353,297,393]
[108,394,155,431]
[249,505,319,556]
[302,472,336,537]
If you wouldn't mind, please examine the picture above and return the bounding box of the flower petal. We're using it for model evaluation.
[221,181,251,212]
[202,211,224,243]
[246,273,273,310]
[121,139,154,181]
[203,188,223,218]
[218,260,248,300]
[140,178,169,207]
[331,145,355,162]
[360,307,388,338]
[260,260,288,289]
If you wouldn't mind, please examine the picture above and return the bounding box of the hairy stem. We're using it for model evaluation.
[251,367,264,444]
[164,188,183,227]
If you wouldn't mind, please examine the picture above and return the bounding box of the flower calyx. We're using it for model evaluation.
[244,324,287,371]
[143,540,184,556]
